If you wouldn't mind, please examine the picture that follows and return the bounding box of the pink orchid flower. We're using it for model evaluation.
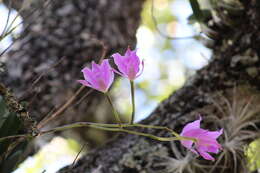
[112,47,144,81]
[180,116,223,161]
[78,59,114,93]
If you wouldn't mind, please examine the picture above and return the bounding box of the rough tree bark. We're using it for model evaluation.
[1,0,144,146]
[57,0,260,173]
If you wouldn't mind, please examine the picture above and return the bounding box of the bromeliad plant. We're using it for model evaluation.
[0,47,223,162]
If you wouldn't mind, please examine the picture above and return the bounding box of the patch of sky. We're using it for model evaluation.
[12,137,80,173]
[130,0,212,122]
[0,4,22,50]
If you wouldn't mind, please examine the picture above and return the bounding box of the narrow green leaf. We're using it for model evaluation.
[188,9,212,24]
[0,141,28,173]
[0,112,21,155]
[189,0,204,22]
[0,96,12,129]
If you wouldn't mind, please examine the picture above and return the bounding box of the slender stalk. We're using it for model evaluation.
[0,122,196,143]
[0,134,32,142]
[40,122,196,142]
[40,123,180,142]
[129,123,180,138]
[37,85,86,129]
[130,80,135,124]
[105,93,122,127]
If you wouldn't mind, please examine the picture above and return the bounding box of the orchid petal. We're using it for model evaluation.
[135,60,144,79]
[101,60,112,85]
[180,116,223,161]
[112,68,126,78]
[78,60,114,93]
[206,129,223,139]
[197,149,215,161]
[180,117,202,136]
[81,67,99,86]
[112,48,143,80]
[77,80,92,88]
[207,146,220,154]
[180,139,194,149]
[112,53,128,76]
[91,61,100,72]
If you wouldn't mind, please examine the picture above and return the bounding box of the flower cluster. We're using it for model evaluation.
[78,47,143,93]
[78,47,223,161]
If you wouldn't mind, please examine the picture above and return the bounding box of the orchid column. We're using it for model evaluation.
[112,48,144,124]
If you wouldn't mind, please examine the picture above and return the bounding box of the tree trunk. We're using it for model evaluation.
[1,0,144,146]
[58,0,260,172]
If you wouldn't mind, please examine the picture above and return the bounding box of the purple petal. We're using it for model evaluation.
[112,48,143,80]
[96,79,107,92]
[100,60,112,84]
[180,139,194,149]
[130,50,140,68]
[81,67,92,80]
[180,117,202,136]
[91,61,101,73]
[107,70,114,91]
[112,68,125,77]
[135,60,144,79]
[101,60,114,91]
[92,60,114,92]
[77,80,92,87]
[195,134,222,156]
[81,67,99,88]
[129,50,140,76]
[197,149,215,161]
[198,130,222,147]
[125,47,132,56]
[79,60,115,93]
[126,66,136,80]
[112,53,128,76]
[206,129,223,139]
[207,146,220,154]
[190,148,199,155]
[100,59,110,69]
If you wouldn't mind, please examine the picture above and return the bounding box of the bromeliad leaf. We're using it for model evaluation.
[0,141,28,173]
[189,0,204,22]
[188,9,212,24]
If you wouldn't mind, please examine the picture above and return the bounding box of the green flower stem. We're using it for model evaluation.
[40,122,196,142]
[127,123,180,137]
[97,123,194,142]
[105,93,122,127]
[0,122,196,143]
[130,80,135,124]
[40,123,178,142]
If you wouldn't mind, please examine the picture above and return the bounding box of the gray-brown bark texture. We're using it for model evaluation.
[58,0,260,173]
[1,0,144,146]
